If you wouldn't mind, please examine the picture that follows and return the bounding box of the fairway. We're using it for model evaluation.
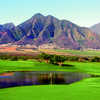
[1,60,100,100]
[0,60,78,73]
[0,78,100,100]
[1,60,100,75]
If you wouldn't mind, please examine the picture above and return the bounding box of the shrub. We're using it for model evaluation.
[10,56,18,61]
[66,56,79,61]
[90,56,100,62]
[78,57,88,62]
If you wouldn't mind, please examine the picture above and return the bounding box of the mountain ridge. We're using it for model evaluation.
[90,23,100,34]
[0,13,100,49]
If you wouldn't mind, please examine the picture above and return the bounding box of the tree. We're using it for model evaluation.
[39,53,67,66]
[39,53,51,63]
[10,56,18,61]
[50,55,66,66]
[55,55,66,66]
[90,56,100,62]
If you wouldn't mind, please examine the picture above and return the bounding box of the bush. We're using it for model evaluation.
[90,57,100,62]
[66,56,79,61]
[10,56,18,61]
[78,57,88,62]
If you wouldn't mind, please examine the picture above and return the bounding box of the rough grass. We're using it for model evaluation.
[55,49,100,56]
[0,78,100,100]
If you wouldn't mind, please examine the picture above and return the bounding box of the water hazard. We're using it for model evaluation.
[0,71,92,88]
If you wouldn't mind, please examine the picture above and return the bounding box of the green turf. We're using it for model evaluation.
[55,49,100,56]
[1,60,100,100]
[0,78,100,100]
[1,60,100,75]
[0,60,78,73]
[67,62,100,75]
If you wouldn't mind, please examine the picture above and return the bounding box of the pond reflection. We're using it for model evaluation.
[0,71,91,88]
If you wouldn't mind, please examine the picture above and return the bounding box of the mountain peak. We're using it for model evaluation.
[3,23,15,29]
[33,13,44,17]
[90,23,100,34]
[0,13,100,49]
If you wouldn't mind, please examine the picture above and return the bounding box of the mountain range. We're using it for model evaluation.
[0,13,100,49]
[90,23,100,34]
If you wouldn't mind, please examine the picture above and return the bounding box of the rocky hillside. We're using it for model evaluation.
[90,23,100,34]
[0,13,100,49]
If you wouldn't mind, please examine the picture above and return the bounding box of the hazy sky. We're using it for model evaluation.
[0,0,100,27]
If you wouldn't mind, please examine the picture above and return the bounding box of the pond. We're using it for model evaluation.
[0,71,92,88]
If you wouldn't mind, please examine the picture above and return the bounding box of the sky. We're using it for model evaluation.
[0,0,100,27]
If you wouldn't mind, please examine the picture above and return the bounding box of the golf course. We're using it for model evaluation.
[0,58,100,100]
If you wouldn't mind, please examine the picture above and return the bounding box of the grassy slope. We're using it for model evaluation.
[0,78,100,100]
[55,49,100,56]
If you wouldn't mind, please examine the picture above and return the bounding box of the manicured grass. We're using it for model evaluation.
[1,60,100,100]
[55,49,100,56]
[0,78,100,100]
[66,62,100,75]
[1,60,100,75]
[0,60,78,73]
